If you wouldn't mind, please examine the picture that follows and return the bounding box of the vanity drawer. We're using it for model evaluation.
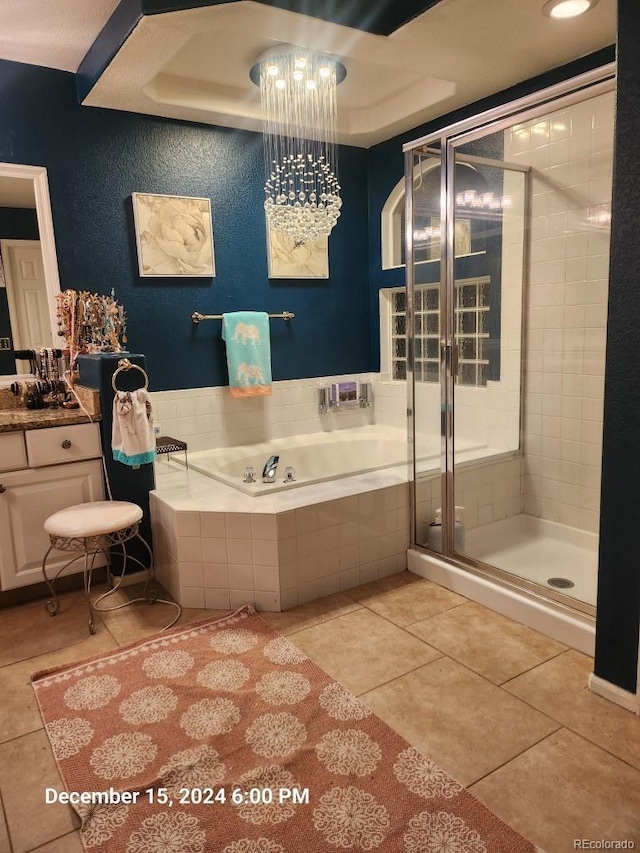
[25,423,102,467]
[0,432,28,472]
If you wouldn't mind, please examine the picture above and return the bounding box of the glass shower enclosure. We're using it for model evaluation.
[405,64,616,617]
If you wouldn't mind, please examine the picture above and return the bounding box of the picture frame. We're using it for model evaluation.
[266,225,329,279]
[131,192,215,277]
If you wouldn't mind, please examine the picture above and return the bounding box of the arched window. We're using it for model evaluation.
[380,174,407,270]
[380,160,504,387]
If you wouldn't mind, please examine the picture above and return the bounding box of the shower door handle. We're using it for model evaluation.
[442,342,459,379]
[451,342,459,378]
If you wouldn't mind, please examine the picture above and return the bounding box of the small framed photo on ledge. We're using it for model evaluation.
[266,226,329,279]
[132,192,215,277]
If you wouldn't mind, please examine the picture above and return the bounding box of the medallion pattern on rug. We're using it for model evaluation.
[32,606,539,852]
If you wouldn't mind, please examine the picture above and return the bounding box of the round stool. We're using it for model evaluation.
[42,500,151,635]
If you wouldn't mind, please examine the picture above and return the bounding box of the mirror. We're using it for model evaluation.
[0,163,61,380]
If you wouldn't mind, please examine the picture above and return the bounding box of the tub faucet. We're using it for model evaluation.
[262,455,279,483]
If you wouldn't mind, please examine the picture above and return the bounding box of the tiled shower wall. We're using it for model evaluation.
[415,458,523,547]
[506,91,613,533]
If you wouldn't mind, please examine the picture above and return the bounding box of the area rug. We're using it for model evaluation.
[32,605,539,852]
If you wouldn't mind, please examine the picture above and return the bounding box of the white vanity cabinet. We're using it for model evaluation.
[0,423,105,590]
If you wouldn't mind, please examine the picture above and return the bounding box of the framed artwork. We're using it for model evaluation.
[132,193,215,277]
[266,225,329,279]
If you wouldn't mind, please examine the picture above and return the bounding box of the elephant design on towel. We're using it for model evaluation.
[233,323,261,344]
[237,363,264,384]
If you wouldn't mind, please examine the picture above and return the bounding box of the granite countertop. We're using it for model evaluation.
[0,408,101,433]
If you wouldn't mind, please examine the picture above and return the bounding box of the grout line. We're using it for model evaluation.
[95,612,123,647]
[0,789,14,853]
[567,733,640,776]
[25,829,80,853]
[355,598,465,653]
[333,591,596,753]
[499,680,640,774]
[498,647,571,687]
[0,725,47,749]
[357,655,445,698]
[492,661,640,773]
[466,726,565,789]
[273,604,365,638]
[398,598,469,628]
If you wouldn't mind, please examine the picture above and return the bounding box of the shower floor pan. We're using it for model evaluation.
[464,513,598,607]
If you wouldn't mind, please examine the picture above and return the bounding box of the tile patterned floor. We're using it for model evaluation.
[0,572,638,853]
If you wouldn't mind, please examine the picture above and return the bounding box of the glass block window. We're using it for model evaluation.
[390,290,407,380]
[389,277,490,386]
[455,279,490,386]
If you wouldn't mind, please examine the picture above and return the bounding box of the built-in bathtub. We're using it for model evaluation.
[151,425,415,612]
[181,426,408,494]
[151,424,495,614]
[177,425,486,494]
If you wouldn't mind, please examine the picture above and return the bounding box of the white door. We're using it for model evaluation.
[1,240,52,370]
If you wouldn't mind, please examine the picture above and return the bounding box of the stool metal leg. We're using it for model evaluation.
[42,545,60,617]
[42,519,181,634]
[84,549,96,635]
[42,538,106,635]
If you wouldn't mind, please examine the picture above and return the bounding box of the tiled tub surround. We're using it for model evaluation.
[148,373,415,611]
[149,373,528,610]
[151,462,411,612]
[149,373,382,453]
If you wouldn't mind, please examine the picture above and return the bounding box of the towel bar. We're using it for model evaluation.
[192,311,295,324]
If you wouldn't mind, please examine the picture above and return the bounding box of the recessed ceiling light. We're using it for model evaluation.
[542,0,598,18]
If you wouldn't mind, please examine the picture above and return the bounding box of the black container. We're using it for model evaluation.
[78,352,155,574]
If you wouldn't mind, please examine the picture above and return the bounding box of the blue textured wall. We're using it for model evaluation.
[0,58,370,391]
[595,0,640,694]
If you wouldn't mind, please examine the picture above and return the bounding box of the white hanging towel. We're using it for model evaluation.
[112,389,155,466]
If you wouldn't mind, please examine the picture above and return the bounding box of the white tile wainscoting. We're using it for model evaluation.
[148,372,526,609]
[149,372,410,610]
[150,465,410,611]
[149,373,384,453]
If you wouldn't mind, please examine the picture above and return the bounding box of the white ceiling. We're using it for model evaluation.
[0,0,616,148]
[0,0,118,73]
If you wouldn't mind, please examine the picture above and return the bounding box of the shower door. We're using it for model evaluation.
[449,146,528,567]
[408,143,527,558]
[406,146,447,554]
[407,67,615,614]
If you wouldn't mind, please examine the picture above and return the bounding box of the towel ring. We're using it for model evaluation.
[111,358,149,392]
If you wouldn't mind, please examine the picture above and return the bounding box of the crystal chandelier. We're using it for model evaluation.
[251,46,346,243]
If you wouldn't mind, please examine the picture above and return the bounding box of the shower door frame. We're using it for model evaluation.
[404,62,616,616]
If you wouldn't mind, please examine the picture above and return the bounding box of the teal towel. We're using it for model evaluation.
[221,312,273,398]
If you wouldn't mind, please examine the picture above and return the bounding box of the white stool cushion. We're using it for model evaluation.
[44,501,143,538]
